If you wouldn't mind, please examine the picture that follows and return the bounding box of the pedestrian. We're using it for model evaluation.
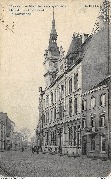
[21,147,24,152]
[37,146,39,154]
[32,146,34,154]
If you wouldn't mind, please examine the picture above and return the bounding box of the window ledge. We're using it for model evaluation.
[100,151,106,154]
[100,105,106,108]
[89,151,95,153]
[99,126,107,129]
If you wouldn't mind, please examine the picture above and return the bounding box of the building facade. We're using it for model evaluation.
[37,0,111,159]
[81,77,110,159]
[0,112,15,151]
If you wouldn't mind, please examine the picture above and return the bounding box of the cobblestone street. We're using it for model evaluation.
[0,151,111,177]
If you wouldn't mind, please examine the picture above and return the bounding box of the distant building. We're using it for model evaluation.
[12,132,23,151]
[37,0,111,159]
[30,136,37,147]
[6,118,15,150]
[0,112,15,151]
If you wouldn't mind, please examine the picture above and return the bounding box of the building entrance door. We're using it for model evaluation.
[82,136,87,155]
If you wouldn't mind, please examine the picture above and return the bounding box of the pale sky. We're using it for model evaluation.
[0,0,104,136]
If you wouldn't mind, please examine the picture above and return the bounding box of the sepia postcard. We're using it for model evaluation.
[0,0,111,177]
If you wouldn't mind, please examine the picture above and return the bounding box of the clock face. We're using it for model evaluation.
[51,46,56,51]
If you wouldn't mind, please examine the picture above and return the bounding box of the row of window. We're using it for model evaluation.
[45,96,78,119]
[82,94,106,110]
[45,93,106,121]
[82,113,106,129]
[45,85,64,106]
[44,132,105,152]
[91,135,105,152]
[44,106,106,129]
[91,114,106,127]
[45,130,59,146]
[69,129,106,152]
[44,126,81,147]
[44,130,106,152]
[44,104,64,124]
[44,113,106,134]
[45,73,79,107]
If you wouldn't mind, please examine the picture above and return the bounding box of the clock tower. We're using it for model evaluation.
[43,7,60,88]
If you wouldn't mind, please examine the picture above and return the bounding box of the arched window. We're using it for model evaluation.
[91,96,96,108]
[100,94,106,107]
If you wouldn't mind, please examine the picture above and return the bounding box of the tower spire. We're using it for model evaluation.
[47,7,59,56]
[48,7,58,49]
[53,6,54,21]
[51,6,56,32]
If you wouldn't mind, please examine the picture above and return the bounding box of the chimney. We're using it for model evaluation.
[72,33,82,51]
[99,14,105,30]
[82,34,89,44]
